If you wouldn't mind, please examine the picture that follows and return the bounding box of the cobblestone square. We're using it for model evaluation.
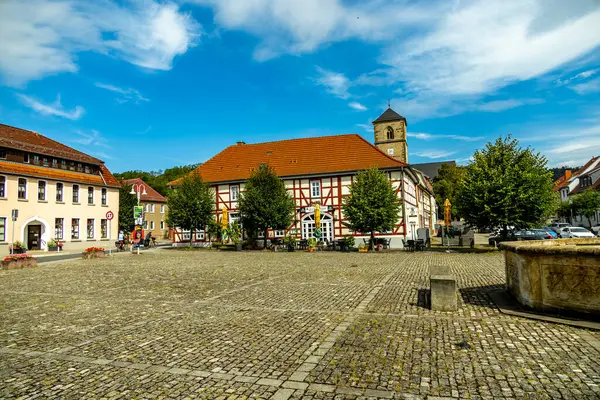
[1,251,599,399]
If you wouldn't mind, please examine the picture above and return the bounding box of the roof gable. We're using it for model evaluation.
[122,178,167,202]
[170,134,407,185]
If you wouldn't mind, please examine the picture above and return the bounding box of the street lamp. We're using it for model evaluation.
[130,183,147,205]
[409,207,417,240]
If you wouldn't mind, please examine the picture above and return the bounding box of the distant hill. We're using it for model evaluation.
[114,164,200,196]
[549,166,581,182]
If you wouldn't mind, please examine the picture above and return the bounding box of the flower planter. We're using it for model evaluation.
[358,248,369,253]
[48,246,63,252]
[11,248,25,254]
[234,243,243,251]
[287,245,295,252]
[1,258,37,270]
[82,251,106,259]
[308,247,316,253]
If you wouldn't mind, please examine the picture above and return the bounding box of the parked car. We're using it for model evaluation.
[538,227,558,239]
[590,225,600,236]
[559,226,595,238]
[489,229,550,246]
[550,222,571,233]
[531,229,555,240]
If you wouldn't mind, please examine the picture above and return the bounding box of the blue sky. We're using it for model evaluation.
[0,0,599,173]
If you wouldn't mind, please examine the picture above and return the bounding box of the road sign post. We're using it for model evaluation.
[10,209,18,255]
[106,211,114,245]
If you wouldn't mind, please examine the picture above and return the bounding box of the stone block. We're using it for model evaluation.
[430,274,457,311]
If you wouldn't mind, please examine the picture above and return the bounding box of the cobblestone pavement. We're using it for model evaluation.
[1,251,599,399]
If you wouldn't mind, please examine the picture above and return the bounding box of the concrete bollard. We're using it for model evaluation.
[430,274,458,311]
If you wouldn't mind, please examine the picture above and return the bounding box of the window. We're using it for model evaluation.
[144,204,148,212]
[71,218,79,239]
[230,185,239,201]
[33,155,40,165]
[160,221,165,230]
[56,183,64,202]
[143,220,148,230]
[88,187,94,204]
[150,204,155,213]
[55,218,64,239]
[38,181,46,201]
[386,126,394,140]
[160,204,165,213]
[311,181,321,198]
[42,157,48,167]
[0,149,6,159]
[150,221,155,230]
[18,178,27,199]
[73,184,79,203]
[274,230,285,237]
[0,176,5,198]
[61,160,66,169]
[101,219,107,238]
[52,159,57,168]
[77,163,82,172]
[69,161,75,171]
[101,188,107,205]
[0,217,6,241]
[87,219,94,239]
[24,154,29,163]
[85,165,90,173]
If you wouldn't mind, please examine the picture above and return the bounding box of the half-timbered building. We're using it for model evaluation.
[168,108,437,247]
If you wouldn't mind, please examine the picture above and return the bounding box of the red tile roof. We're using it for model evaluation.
[567,156,600,195]
[0,160,119,187]
[0,123,102,164]
[169,134,407,185]
[122,178,167,202]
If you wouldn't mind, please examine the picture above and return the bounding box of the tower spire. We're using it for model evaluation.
[387,98,390,108]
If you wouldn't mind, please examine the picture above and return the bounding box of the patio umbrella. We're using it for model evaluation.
[444,199,451,227]
[221,207,229,241]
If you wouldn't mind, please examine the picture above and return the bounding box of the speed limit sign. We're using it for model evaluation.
[106,211,114,220]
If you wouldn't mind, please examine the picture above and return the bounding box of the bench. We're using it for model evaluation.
[429,266,457,311]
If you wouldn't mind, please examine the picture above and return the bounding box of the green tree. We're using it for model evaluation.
[238,164,295,248]
[432,164,467,219]
[555,198,573,224]
[457,136,555,237]
[118,183,137,233]
[570,190,600,227]
[166,171,214,245]
[113,163,200,196]
[342,168,401,249]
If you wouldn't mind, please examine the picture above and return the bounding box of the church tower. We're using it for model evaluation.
[372,107,408,163]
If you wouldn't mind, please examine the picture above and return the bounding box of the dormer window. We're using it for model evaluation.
[386,126,394,140]
[52,159,57,168]
[33,155,40,165]
[61,160,66,169]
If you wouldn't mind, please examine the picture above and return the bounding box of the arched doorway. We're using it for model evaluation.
[301,213,334,242]
[21,217,50,251]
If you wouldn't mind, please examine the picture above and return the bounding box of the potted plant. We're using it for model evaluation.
[343,236,355,252]
[307,237,317,252]
[358,243,368,253]
[1,254,37,270]
[47,238,63,252]
[229,221,242,251]
[284,236,296,252]
[9,241,27,254]
[82,246,106,259]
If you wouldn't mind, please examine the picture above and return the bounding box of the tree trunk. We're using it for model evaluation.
[587,216,593,229]
[369,231,375,251]
[263,228,268,249]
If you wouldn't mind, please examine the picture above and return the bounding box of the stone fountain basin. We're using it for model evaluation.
[499,238,600,316]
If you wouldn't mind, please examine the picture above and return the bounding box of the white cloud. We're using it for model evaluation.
[73,129,109,148]
[194,0,436,61]
[0,0,201,86]
[348,102,367,111]
[571,78,600,95]
[407,132,484,142]
[315,67,351,99]
[476,98,544,112]
[555,69,598,85]
[95,82,149,103]
[356,123,371,133]
[16,93,84,120]
[413,150,458,159]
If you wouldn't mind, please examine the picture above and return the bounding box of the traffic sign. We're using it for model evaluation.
[106,211,114,220]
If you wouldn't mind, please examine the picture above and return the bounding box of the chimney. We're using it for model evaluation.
[565,170,572,180]
[236,141,245,146]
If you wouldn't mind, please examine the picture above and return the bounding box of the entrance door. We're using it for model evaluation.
[301,213,334,242]
[27,225,41,250]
